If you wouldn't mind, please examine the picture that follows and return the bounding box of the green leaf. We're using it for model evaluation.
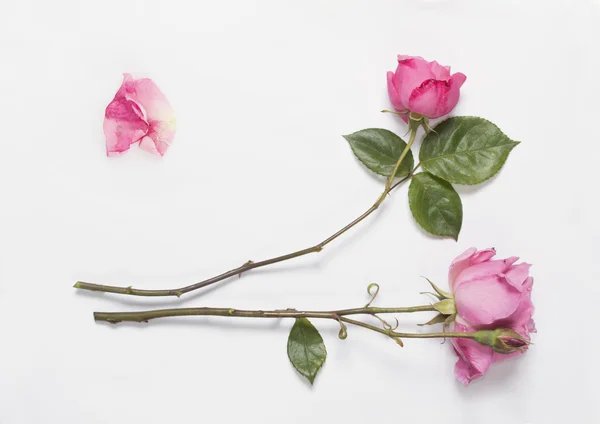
[408,172,463,240]
[344,128,414,177]
[287,318,327,385]
[419,117,519,185]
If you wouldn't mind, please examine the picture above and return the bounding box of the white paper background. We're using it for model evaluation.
[1,1,598,423]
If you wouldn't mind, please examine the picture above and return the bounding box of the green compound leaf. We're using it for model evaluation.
[344,128,414,177]
[287,318,327,385]
[408,172,463,240]
[420,117,519,185]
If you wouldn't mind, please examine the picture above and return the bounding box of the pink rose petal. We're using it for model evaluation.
[455,276,522,325]
[104,98,149,156]
[104,74,176,157]
[504,263,532,291]
[453,257,516,293]
[395,56,437,107]
[448,248,497,291]
[428,60,452,80]
[497,277,536,336]
[451,322,494,385]
[387,71,406,111]
[408,72,466,119]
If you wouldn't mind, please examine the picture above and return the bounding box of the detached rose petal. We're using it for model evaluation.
[387,55,466,122]
[104,74,176,157]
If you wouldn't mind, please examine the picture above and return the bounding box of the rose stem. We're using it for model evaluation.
[93,304,477,342]
[75,130,419,297]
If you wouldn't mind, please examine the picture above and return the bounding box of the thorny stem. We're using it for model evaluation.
[75,129,420,298]
[93,304,474,343]
[94,304,436,323]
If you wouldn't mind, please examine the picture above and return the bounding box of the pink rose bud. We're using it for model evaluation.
[447,248,536,385]
[387,55,466,123]
[473,329,529,354]
[104,74,176,157]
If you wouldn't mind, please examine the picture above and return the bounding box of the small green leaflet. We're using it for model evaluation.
[287,318,327,385]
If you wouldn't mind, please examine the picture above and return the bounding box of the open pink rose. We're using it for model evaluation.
[104,74,176,157]
[448,248,535,385]
[387,55,466,122]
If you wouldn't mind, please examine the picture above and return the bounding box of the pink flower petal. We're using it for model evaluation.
[496,277,536,337]
[504,263,532,291]
[397,54,424,62]
[139,121,176,157]
[452,247,478,265]
[472,249,497,264]
[527,318,537,333]
[125,77,176,156]
[448,247,477,291]
[104,74,176,157]
[455,276,521,325]
[408,72,467,119]
[395,56,436,107]
[387,71,406,111]
[452,257,514,292]
[126,77,175,124]
[104,97,149,156]
[429,60,451,80]
[449,248,498,291]
[451,322,494,385]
